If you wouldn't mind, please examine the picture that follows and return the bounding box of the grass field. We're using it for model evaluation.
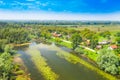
[71,25,120,33]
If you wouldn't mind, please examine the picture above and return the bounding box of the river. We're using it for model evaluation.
[17,42,107,80]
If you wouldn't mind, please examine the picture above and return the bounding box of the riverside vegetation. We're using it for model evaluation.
[26,46,59,80]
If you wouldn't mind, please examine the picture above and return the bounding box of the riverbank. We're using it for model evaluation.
[45,39,118,79]
[56,49,117,80]
[15,41,119,80]
[13,54,31,80]
[12,42,31,47]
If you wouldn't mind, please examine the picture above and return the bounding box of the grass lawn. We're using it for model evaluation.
[84,49,98,61]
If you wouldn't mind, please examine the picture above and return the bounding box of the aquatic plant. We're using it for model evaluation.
[26,47,59,80]
[56,48,117,80]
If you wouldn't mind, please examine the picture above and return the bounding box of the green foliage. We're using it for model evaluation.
[97,49,120,75]
[90,35,98,49]
[41,31,51,40]
[84,49,98,61]
[80,28,98,49]
[115,32,120,37]
[16,75,29,80]
[4,45,16,55]
[56,41,72,49]
[0,45,24,80]
[114,47,120,54]
[0,28,30,44]
[115,32,120,45]
[100,31,111,39]
[115,37,120,45]
[71,33,82,50]
[75,47,84,54]
[0,52,14,80]
[15,70,25,75]
[0,39,8,52]
[81,28,95,39]
[55,38,62,43]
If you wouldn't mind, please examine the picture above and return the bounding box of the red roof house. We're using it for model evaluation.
[109,45,118,50]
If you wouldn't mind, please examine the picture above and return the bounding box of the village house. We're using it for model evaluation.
[66,35,71,40]
[52,32,62,37]
[96,45,102,49]
[98,40,110,45]
[109,45,118,50]
[86,39,90,46]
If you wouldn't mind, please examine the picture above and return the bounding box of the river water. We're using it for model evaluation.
[18,43,107,80]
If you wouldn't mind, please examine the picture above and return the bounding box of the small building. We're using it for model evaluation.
[66,35,70,40]
[96,45,102,49]
[85,39,90,46]
[52,32,62,37]
[109,45,118,50]
[98,40,110,45]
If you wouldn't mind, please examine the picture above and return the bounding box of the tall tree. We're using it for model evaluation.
[90,35,98,49]
[100,31,111,40]
[71,33,82,50]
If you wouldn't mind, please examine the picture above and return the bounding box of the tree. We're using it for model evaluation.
[115,48,120,55]
[116,37,120,45]
[41,31,51,40]
[115,32,120,45]
[71,33,82,50]
[115,32,120,37]
[4,45,16,55]
[90,35,98,49]
[0,52,14,79]
[97,49,120,75]
[100,31,111,40]
[0,39,7,52]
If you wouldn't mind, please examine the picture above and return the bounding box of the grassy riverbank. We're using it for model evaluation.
[55,47,117,80]
[12,43,31,47]
[13,54,31,80]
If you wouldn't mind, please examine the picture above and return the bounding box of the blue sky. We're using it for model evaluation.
[0,0,120,20]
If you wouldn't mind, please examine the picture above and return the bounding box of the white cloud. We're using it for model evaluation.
[11,1,50,10]
[0,10,120,21]
[11,1,38,9]
[35,1,49,6]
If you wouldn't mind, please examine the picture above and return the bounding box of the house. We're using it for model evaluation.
[86,39,90,46]
[96,45,102,49]
[109,45,118,50]
[66,35,70,40]
[98,40,110,45]
[52,32,62,37]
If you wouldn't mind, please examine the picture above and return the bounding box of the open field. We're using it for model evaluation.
[71,25,120,33]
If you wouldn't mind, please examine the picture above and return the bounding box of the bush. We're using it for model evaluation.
[97,49,120,75]
[75,47,84,54]
[15,70,25,75]
[16,75,28,80]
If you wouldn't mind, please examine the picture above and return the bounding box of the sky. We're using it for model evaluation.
[0,0,120,20]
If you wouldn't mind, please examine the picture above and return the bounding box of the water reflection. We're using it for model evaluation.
[18,43,107,80]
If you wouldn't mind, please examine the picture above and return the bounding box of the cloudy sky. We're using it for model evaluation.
[0,0,120,20]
